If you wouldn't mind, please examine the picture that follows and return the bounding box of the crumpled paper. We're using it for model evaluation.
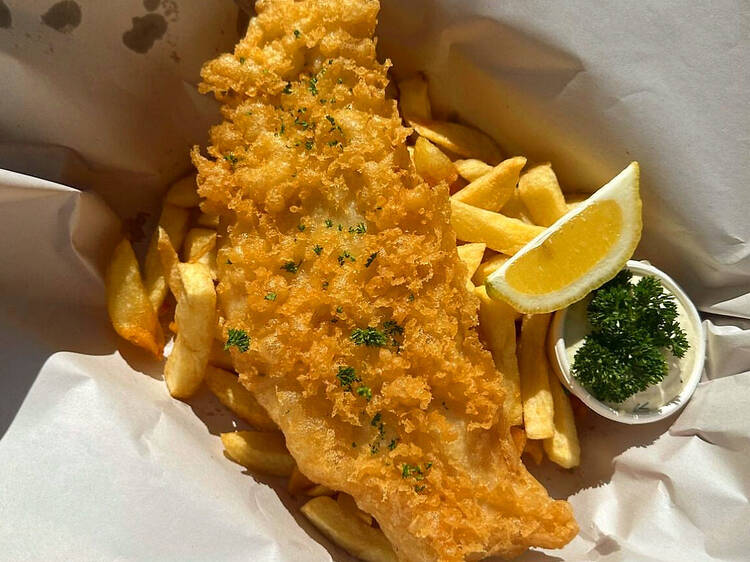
[1,1,748,561]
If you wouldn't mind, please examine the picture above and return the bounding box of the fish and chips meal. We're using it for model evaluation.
[105,0,697,559]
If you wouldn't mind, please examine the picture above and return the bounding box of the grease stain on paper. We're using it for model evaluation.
[122,13,167,54]
[0,1,11,29]
[41,0,82,34]
[143,0,159,12]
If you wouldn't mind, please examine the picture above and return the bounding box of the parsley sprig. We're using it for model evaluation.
[572,270,689,403]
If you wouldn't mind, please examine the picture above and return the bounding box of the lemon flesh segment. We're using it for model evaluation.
[486,162,641,313]
[505,200,622,294]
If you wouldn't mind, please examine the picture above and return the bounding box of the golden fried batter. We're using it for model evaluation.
[192,1,577,559]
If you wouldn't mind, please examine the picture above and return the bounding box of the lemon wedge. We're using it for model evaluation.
[485,162,641,313]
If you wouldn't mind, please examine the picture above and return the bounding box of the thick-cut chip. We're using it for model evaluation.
[523,439,544,465]
[456,242,486,283]
[452,157,526,211]
[205,365,277,430]
[158,228,216,398]
[500,190,534,224]
[397,75,431,123]
[144,204,190,312]
[518,314,555,439]
[475,286,523,426]
[182,228,217,263]
[165,174,201,207]
[338,493,373,526]
[197,212,220,228]
[413,136,457,185]
[208,338,235,371]
[454,158,492,182]
[105,238,164,357]
[412,120,503,164]
[510,427,527,455]
[288,466,316,495]
[301,497,397,562]
[543,372,581,468]
[306,484,336,497]
[221,430,295,477]
[518,164,568,227]
[451,199,544,254]
[472,253,509,286]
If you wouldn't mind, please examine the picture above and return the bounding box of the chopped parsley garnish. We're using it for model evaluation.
[293,115,310,129]
[304,140,314,150]
[401,462,432,481]
[408,293,415,302]
[387,438,399,451]
[224,153,239,165]
[282,82,292,94]
[414,485,426,493]
[337,77,344,84]
[239,57,246,64]
[336,306,344,313]
[324,218,333,228]
[325,115,336,126]
[365,252,378,267]
[322,281,329,290]
[337,224,343,231]
[350,327,387,347]
[226,259,233,265]
[327,140,339,147]
[356,385,372,401]
[383,320,404,337]
[308,76,318,96]
[264,292,277,301]
[224,328,250,352]
[293,29,301,38]
[336,366,359,390]
[337,251,355,266]
[348,223,366,235]
[297,224,306,231]
[572,270,690,403]
[281,260,301,273]
[371,413,382,426]
[313,245,323,255]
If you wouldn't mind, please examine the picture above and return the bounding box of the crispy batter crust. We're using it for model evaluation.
[193,1,577,559]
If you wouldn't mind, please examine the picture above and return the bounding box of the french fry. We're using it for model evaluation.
[165,174,201,207]
[510,426,527,455]
[500,190,534,224]
[412,120,503,164]
[472,253,509,286]
[475,286,523,426]
[397,74,431,122]
[158,228,216,398]
[182,228,217,263]
[288,466,316,495]
[454,158,492,182]
[205,366,277,430]
[143,204,190,312]
[413,136,457,185]
[451,157,526,211]
[451,199,544,255]
[105,238,164,357]
[543,372,581,468]
[337,493,373,526]
[196,212,220,228]
[523,439,544,465]
[456,242,486,285]
[301,496,397,562]
[518,314,555,439]
[221,430,295,477]
[208,338,235,371]
[518,164,568,227]
[306,484,336,497]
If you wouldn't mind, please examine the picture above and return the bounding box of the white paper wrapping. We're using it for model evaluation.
[1,1,748,561]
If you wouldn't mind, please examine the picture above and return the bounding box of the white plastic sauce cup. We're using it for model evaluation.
[547,260,706,424]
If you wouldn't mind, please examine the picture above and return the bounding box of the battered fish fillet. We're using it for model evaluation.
[192,1,577,559]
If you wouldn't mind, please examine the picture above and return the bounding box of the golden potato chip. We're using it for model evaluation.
[412,120,503,164]
[397,74,431,122]
[144,204,190,312]
[105,238,164,357]
[452,156,526,211]
[413,136,457,185]
[165,174,201,207]
[451,199,543,255]
[221,430,295,477]
[454,158,492,182]
[205,365,277,430]
[518,164,568,227]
